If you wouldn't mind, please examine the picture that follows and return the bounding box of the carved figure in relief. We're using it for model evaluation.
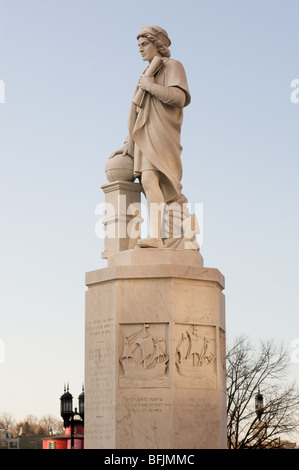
[175,325,215,377]
[119,324,168,382]
[109,26,199,250]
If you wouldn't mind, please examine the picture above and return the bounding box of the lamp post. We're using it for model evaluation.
[60,384,84,449]
[78,385,85,421]
[255,390,264,421]
[254,389,266,448]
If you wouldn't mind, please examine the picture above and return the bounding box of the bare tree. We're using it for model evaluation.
[227,336,299,449]
[40,414,63,435]
[0,412,15,431]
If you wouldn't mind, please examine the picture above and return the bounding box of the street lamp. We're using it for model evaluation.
[60,384,84,449]
[78,384,84,421]
[255,389,264,421]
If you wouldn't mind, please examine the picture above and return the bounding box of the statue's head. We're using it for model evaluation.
[137,26,171,59]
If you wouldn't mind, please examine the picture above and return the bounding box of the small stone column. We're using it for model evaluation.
[101,181,143,259]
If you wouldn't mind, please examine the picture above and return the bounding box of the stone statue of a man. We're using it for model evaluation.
[110,26,198,250]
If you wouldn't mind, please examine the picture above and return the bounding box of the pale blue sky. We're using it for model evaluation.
[0,0,298,424]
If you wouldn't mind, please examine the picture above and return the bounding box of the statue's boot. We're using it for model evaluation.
[136,237,164,249]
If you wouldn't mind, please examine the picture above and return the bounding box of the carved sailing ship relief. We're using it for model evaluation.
[175,324,216,389]
[119,323,169,388]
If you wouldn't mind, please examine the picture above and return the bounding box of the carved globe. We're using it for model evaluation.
[105,153,135,182]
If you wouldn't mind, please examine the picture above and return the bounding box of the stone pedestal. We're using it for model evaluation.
[84,248,226,449]
[101,181,143,259]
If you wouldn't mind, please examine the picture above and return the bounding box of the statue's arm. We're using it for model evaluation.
[109,134,135,159]
[150,83,186,107]
[138,76,186,107]
[109,142,128,159]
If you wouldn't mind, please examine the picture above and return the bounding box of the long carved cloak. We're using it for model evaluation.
[126,58,191,199]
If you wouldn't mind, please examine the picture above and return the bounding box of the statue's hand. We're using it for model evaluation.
[138,75,154,92]
[109,143,128,159]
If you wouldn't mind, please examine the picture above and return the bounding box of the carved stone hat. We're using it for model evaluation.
[137,26,171,47]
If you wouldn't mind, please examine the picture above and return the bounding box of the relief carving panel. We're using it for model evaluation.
[118,323,169,388]
[175,323,216,389]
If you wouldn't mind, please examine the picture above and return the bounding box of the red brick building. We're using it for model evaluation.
[43,384,84,449]
[43,422,84,449]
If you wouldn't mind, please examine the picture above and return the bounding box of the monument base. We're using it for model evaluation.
[84,249,226,449]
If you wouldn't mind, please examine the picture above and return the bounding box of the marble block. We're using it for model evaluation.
[101,181,142,259]
[84,249,227,449]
